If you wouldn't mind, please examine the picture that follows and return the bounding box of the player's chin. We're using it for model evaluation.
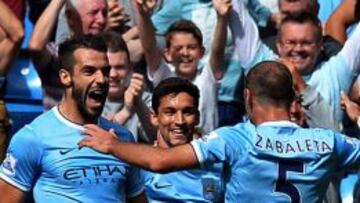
[85,101,105,118]
[87,108,103,119]
[170,139,188,146]
[170,135,190,146]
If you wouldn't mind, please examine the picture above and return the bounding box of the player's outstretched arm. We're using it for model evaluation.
[78,124,199,173]
[0,179,26,203]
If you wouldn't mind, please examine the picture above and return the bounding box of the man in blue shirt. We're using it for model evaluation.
[0,35,146,203]
[142,77,224,202]
[80,61,360,202]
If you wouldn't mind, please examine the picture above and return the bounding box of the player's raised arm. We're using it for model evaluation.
[210,0,232,80]
[79,124,199,173]
[132,0,163,77]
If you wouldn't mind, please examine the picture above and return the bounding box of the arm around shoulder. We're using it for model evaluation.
[79,124,199,173]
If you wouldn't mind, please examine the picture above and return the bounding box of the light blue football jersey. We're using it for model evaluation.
[143,163,224,202]
[0,107,144,202]
[191,120,360,203]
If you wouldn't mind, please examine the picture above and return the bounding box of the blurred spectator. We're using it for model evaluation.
[230,0,360,130]
[263,0,342,61]
[0,1,24,162]
[151,0,277,127]
[280,59,338,130]
[55,0,165,66]
[101,31,156,143]
[133,0,229,134]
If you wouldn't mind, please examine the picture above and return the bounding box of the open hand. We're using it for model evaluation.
[78,124,119,154]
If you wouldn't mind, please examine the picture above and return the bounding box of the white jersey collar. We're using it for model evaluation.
[53,106,84,130]
[257,120,300,128]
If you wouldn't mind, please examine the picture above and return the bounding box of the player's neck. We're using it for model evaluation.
[251,106,291,125]
[58,99,97,125]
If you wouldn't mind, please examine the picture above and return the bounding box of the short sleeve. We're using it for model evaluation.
[190,131,228,168]
[334,133,360,169]
[0,126,42,191]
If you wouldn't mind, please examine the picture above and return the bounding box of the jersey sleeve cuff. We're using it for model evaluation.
[0,172,30,192]
[190,141,205,168]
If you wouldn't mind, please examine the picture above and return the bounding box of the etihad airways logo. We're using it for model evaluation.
[63,164,129,185]
[64,164,128,180]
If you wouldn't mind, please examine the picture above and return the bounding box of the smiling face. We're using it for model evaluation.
[107,51,132,100]
[69,48,110,120]
[151,92,199,147]
[276,22,322,74]
[164,32,204,79]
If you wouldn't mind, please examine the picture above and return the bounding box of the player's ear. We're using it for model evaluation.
[244,88,252,104]
[244,88,253,116]
[59,68,72,87]
[150,109,159,127]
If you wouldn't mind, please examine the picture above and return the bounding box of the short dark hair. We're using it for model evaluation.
[278,12,322,42]
[58,34,107,72]
[165,20,203,48]
[102,30,130,61]
[245,61,295,108]
[152,77,200,114]
[278,0,319,16]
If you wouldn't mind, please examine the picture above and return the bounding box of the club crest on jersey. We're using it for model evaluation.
[202,177,221,201]
[2,153,17,176]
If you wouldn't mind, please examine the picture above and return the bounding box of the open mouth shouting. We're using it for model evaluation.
[87,87,108,110]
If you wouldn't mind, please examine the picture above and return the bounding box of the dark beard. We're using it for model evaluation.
[72,85,101,123]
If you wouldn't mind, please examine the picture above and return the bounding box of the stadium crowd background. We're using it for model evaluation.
[0,0,360,202]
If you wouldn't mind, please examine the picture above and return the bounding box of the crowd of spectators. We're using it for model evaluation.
[0,0,360,202]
